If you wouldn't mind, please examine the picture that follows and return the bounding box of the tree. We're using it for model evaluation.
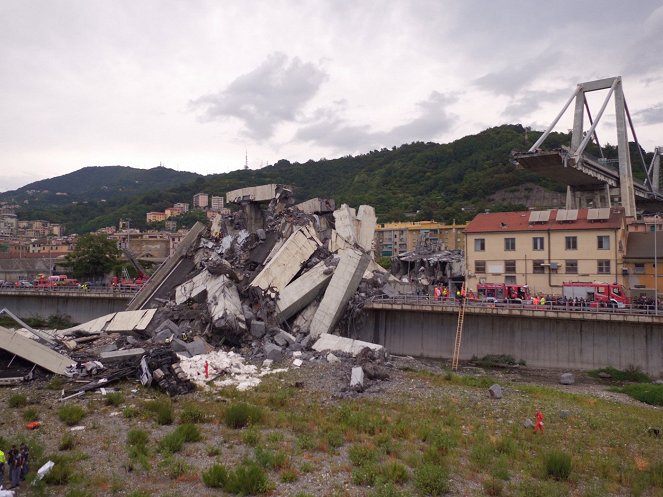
[65,233,121,279]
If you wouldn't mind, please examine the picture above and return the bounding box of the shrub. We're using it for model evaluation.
[59,433,76,451]
[281,468,298,482]
[144,398,174,425]
[255,446,288,470]
[180,403,205,424]
[227,460,270,495]
[43,456,73,485]
[104,392,123,406]
[207,445,221,457]
[483,477,504,496]
[348,443,381,467]
[380,461,409,484]
[414,462,449,495]
[352,464,379,486]
[123,406,138,418]
[159,431,185,454]
[176,423,202,443]
[202,463,229,488]
[58,405,86,426]
[242,427,261,446]
[8,393,28,408]
[224,402,263,429]
[23,407,39,422]
[164,457,191,479]
[47,376,65,390]
[544,450,572,480]
[127,429,150,453]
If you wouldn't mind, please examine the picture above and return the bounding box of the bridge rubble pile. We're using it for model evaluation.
[52,185,398,396]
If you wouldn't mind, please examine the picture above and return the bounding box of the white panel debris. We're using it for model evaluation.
[251,225,321,292]
[350,366,364,388]
[61,309,157,336]
[178,350,287,390]
[312,333,384,356]
[275,261,334,322]
[309,247,371,338]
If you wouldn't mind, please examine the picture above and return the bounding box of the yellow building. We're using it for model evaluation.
[146,212,166,223]
[375,221,466,256]
[464,208,626,296]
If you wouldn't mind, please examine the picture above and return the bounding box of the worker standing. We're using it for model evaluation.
[8,444,20,489]
[19,443,29,481]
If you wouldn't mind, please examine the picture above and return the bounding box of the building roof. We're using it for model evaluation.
[464,208,624,233]
[625,232,663,259]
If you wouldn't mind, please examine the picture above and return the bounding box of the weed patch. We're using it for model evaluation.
[611,383,663,406]
[8,393,27,408]
[104,392,123,406]
[544,450,572,480]
[202,460,270,494]
[23,407,39,422]
[58,405,86,426]
[589,366,651,383]
[224,401,263,428]
[414,462,449,495]
[180,403,205,423]
[144,398,174,425]
[59,433,76,451]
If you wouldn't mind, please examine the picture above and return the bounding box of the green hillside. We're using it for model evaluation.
[12,124,608,233]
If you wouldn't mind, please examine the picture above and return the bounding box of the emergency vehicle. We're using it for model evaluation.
[562,282,629,307]
[477,283,531,302]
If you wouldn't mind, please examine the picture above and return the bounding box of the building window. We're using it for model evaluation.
[598,260,611,274]
[634,263,645,274]
[475,260,486,274]
[565,236,577,250]
[474,238,485,251]
[597,236,610,250]
[504,260,516,273]
[504,238,516,251]
[533,237,544,251]
[565,260,578,274]
[533,260,545,273]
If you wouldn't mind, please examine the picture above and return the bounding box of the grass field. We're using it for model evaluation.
[1,363,661,497]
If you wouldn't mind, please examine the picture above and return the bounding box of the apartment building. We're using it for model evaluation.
[375,221,466,256]
[464,208,626,296]
[173,202,189,213]
[210,196,225,212]
[146,212,167,223]
[193,193,209,210]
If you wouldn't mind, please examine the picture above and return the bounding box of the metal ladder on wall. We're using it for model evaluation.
[451,284,466,370]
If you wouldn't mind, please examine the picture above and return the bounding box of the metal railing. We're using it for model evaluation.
[368,294,663,316]
[0,286,138,296]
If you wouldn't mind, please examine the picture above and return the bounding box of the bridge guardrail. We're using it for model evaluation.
[368,295,662,316]
[0,286,138,296]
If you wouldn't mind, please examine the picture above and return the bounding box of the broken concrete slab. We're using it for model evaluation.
[98,348,146,362]
[0,325,72,375]
[251,225,322,292]
[312,334,384,356]
[275,261,333,322]
[250,320,267,339]
[310,247,371,338]
[264,342,284,362]
[291,301,319,336]
[489,384,503,399]
[273,330,296,347]
[356,205,377,253]
[327,353,340,363]
[560,372,575,385]
[296,198,336,214]
[61,309,157,336]
[226,184,292,204]
[333,204,358,245]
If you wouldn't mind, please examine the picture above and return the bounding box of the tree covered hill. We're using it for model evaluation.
[15,124,584,233]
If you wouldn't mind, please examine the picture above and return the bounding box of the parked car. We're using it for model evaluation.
[15,280,33,288]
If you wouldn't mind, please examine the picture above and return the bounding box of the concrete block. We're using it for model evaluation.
[293,358,303,367]
[312,334,383,356]
[350,366,364,388]
[264,342,284,362]
[262,359,273,368]
[274,330,296,347]
[488,384,503,399]
[560,372,575,385]
[292,301,319,335]
[356,205,376,253]
[251,320,267,339]
[275,261,333,322]
[523,418,534,429]
[333,204,358,245]
[226,184,292,204]
[327,353,340,363]
[99,348,146,361]
[309,247,371,338]
[251,225,321,292]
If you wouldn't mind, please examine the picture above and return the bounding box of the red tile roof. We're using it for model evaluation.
[464,208,624,233]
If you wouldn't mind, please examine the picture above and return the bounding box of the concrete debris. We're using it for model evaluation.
[6,184,422,397]
[523,418,535,429]
[350,366,365,391]
[560,372,575,385]
[488,384,503,399]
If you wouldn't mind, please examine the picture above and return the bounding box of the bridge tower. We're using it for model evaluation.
[515,76,663,217]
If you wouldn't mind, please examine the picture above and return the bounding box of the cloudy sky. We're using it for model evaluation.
[2,0,663,191]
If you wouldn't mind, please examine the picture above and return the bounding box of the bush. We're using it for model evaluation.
[104,392,123,406]
[226,460,269,495]
[255,446,288,470]
[47,376,65,390]
[23,407,39,422]
[348,443,381,467]
[43,456,73,485]
[281,468,298,483]
[224,402,263,429]
[163,457,191,480]
[202,463,229,488]
[158,424,201,454]
[144,398,174,425]
[58,405,86,426]
[544,450,572,480]
[414,462,449,495]
[380,461,409,484]
[8,393,28,408]
[180,403,205,424]
[176,423,202,443]
[59,433,76,451]
[483,477,504,496]
[127,429,150,453]
[352,465,379,486]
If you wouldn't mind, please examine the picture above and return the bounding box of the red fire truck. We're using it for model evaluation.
[477,283,531,302]
[562,282,629,307]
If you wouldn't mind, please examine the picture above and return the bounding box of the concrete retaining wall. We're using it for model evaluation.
[0,292,131,323]
[356,308,663,378]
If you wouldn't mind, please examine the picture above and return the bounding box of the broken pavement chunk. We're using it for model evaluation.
[273,330,296,347]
